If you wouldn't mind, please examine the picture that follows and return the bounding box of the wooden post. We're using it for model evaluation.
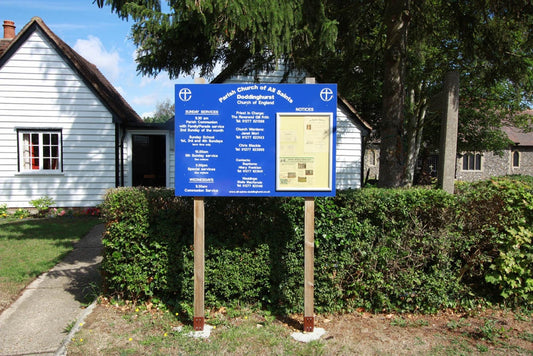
[303,77,316,332]
[193,77,206,331]
[193,197,205,330]
[304,197,315,332]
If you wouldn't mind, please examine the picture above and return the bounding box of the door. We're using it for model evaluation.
[132,134,166,187]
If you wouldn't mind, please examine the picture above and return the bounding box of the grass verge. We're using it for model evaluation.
[0,216,100,312]
[67,303,533,355]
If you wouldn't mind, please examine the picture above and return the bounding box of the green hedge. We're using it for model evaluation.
[100,176,532,313]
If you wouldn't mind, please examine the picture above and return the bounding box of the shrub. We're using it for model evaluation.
[29,195,55,216]
[312,188,464,313]
[455,177,533,306]
[100,188,151,298]
[486,226,533,306]
[13,208,30,219]
[0,203,7,218]
[99,176,533,313]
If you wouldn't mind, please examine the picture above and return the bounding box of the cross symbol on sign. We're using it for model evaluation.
[320,88,334,102]
[179,88,192,102]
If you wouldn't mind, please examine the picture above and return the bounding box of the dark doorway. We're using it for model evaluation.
[132,134,166,187]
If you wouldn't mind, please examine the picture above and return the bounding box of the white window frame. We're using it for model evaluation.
[462,152,483,171]
[17,130,62,173]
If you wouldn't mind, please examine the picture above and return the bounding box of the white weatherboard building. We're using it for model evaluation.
[0,17,174,208]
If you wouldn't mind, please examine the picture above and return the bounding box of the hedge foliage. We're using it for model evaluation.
[100,176,532,313]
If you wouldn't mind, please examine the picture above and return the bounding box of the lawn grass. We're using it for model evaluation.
[0,216,100,312]
[66,304,533,356]
[67,305,327,355]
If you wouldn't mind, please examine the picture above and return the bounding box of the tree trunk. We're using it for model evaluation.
[378,0,410,188]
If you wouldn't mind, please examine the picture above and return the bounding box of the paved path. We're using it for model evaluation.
[0,223,104,356]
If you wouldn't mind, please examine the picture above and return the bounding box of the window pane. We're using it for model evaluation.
[463,156,468,170]
[32,144,39,169]
[19,131,61,171]
[22,134,31,170]
[475,154,481,170]
[513,151,519,167]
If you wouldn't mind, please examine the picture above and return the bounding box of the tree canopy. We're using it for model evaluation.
[143,98,174,123]
[96,0,337,79]
[97,0,533,187]
[302,1,533,185]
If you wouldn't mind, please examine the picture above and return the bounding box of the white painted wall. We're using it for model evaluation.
[0,30,116,207]
[336,108,363,189]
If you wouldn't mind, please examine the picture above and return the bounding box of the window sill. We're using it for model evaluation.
[15,171,65,176]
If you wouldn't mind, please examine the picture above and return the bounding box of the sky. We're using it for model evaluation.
[0,0,199,118]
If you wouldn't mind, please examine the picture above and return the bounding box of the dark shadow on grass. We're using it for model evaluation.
[0,216,100,248]
[276,315,304,331]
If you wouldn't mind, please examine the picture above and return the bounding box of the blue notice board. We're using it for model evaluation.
[174,83,337,197]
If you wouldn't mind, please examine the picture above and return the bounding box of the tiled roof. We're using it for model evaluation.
[502,125,533,146]
[0,17,143,125]
[501,110,533,146]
